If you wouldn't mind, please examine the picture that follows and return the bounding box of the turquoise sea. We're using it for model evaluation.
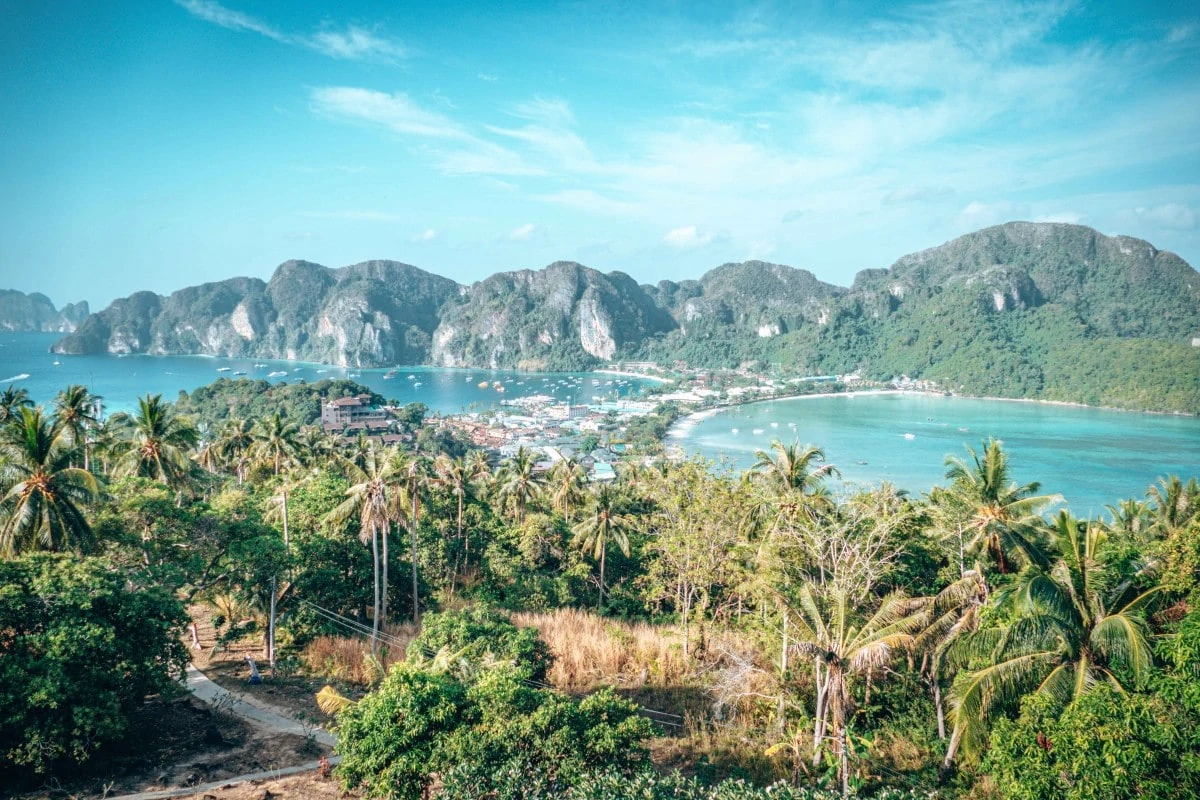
[0,332,648,414]
[677,392,1200,511]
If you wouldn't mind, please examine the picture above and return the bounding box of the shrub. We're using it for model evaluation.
[335,664,654,800]
[407,604,552,682]
[0,554,188,772]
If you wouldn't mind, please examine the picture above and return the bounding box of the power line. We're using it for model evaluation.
[298,599,683,726]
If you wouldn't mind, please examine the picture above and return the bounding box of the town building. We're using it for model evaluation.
[320,394,388,429]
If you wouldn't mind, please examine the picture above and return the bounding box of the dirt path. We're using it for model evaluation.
[184,666,336,747]
[103,666,338,800]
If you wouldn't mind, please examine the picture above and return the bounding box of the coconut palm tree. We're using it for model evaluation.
[943,512,1161,768]
[791,586,928,794]
[943,438,1060,573]
[251,412,301,476]
[297,424,339,465]
[389,448,428,624]
[0,385,33,428]
[0,407,99,555]
[547,457,586,521]
[326,445,397,653]
[573,483,635,611]
[497,446,545,523]
[111,394,199,488]
[753,440,840,496]
[52,385,101,470]
[1147,475,1199,535]
[215,417,255,482]
[913,569,988,740]
[432,453,487,574]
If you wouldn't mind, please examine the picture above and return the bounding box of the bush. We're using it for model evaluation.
[335,664,654,800]
[566,769,938,799]
[0,554,188,772]
[407,604,553,682]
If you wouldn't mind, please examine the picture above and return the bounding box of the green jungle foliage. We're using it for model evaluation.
[176,377,386,430]
[0,554,188,772]
[2,379,1198,798]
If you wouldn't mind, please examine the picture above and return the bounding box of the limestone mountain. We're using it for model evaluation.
[45,222,1200,411]
[0,290,88,332]
[432,261,678,370]
[53,261,458,367]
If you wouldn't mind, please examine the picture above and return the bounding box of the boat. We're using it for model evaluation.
[52,360,60,366]
[496,386,505,393]
[478,381,490,388]
[216,367,231,372]
[958,427,969,432]
[232,370,246,376]
[770,422,779,427]
[253,363,267,368]
[904,433,916,440]
[752,428,765,435]
[268,370,287,378]
[413,382,422,388]
[493,381,502,389]
[383,370,398,380]
[407,374,416,380]
[731,428,739,433]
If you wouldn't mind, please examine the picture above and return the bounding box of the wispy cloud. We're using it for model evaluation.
[663,225,715,248]
[176,0,407,62]
[411,228,437,242]
[509,223,537,240]
[310,87,468,139]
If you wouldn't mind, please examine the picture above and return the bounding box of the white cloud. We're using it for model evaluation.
[663,225,715,248]
[412,228,437,242]
[478,73,499,82]
[1166,23,1195,44]
[310,25,408,61]
[1132,203,1197,230]
[1035,211,1085,224]
[176,1,407,62]
[309,87,468,140]
[509,223,537,240]
[960,200,1031,225]
[535,189,641,216]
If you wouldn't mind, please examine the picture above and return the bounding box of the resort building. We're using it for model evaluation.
[320,394,388,428]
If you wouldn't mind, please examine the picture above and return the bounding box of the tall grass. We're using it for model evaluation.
[300,622,418,686]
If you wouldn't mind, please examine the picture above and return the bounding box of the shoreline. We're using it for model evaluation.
[594,369,674,384]
[665,387,1198,444]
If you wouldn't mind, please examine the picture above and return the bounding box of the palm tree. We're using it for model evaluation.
[251,412,301,476]
[297,425,339,465]
[792,587,928,794]
[753,440,840,495]
[432,453,487,574]
[497,446,545,523]
[943,438,1060,573]
[111,394,200,488]
[547,457,586,521]
[52,385,101,470]
[0,407,99,555]
[215,418,255,482]
[390,449,428,624]
[0,385,33,428]
[573,483,634,611]
[913,570,988,740]
[1147,475,1199,535]
[943,512,1160,767]
[326,446,396,653]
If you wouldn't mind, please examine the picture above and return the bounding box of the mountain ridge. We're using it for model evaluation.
[0,290,89,332]
[44,222,1200,412]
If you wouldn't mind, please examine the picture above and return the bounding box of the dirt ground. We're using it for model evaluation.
[4,694,328,800]
[171,769,357,800]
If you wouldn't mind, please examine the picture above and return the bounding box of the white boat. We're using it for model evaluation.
[904,433,916,440]
[52,360,60,366]
[268,370,287,378]
[216,367,231,372]
[731,427,739,433]
[232,370,246,376]
[413,382,422,387]
[752,428,765,435]
[407,374,416,380]
[770,422,779,427]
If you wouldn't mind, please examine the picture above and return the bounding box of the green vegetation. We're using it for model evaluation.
[176,377,385,430]
[2,378,1198,799]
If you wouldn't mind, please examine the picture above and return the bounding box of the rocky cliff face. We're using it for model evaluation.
[53,261,458,367]
[45,224,1200,394]
[431,261,678,369]
[0,290,89,332]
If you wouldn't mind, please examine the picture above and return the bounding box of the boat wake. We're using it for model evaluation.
[1,373,31,383]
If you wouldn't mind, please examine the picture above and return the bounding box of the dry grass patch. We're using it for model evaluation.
[300,623,418,686]
[514,608,693,691]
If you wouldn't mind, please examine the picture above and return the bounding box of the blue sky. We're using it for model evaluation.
[1,0,1198,308]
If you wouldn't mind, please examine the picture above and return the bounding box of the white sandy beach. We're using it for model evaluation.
[595,369,674,384]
